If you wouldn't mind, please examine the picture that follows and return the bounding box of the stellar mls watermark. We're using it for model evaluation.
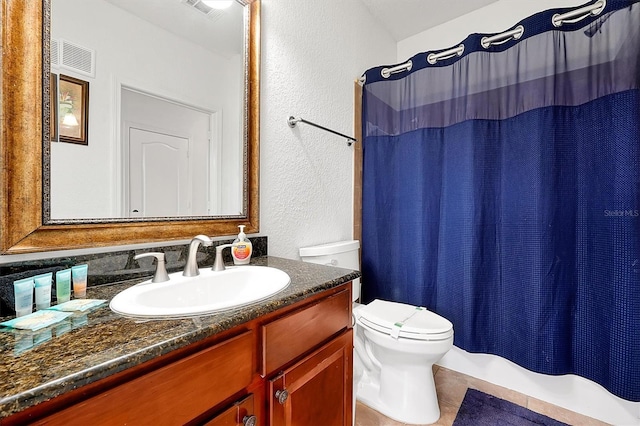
[603,209,639,217]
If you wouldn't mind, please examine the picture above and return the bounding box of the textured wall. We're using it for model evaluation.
[260,0,395,259]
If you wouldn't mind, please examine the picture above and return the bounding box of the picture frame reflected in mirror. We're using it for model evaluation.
[49,73,58,142]
[58,74,89,145]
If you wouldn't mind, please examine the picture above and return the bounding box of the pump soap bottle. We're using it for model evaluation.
[232,225,253,265]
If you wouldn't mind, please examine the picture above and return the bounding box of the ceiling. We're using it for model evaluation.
[101,0,501,55]
[359,0,500,41]
[103,0,244,57]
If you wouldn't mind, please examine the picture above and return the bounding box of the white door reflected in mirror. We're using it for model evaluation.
[128,128,190,218]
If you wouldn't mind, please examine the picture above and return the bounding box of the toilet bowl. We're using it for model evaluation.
[354,300,453,424]
[299,241,454,425]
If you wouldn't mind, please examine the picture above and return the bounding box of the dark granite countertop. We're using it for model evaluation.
[0,256,360,419]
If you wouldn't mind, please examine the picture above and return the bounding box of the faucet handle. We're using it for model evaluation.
[213,243,235,272]
[134,252,170,283]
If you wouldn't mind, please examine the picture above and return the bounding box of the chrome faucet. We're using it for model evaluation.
[212,243,239,272]
[183,235,212,277]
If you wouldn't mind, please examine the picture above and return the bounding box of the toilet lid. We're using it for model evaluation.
[356,299,453,341]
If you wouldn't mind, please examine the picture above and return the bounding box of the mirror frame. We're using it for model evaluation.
[0,0,260,254]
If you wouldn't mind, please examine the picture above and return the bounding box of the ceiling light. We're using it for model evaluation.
[201,0,233,10]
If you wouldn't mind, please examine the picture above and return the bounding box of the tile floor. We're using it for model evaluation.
[354,366,610,426]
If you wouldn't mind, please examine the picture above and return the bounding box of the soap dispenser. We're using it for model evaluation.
[232,225,253,265]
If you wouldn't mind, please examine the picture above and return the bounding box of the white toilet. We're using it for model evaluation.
[299,240,454,425]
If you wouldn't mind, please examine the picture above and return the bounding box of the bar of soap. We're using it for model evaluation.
[47,299,106,312]
[0,310,72,331]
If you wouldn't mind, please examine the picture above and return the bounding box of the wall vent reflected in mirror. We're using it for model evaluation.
[51,39,59,67]
[51,38,96,78]
[182,0,227,20]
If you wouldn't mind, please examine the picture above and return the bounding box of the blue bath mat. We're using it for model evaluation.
[453,388,569,426]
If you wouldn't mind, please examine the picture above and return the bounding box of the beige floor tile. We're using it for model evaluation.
[357,367,606,426]
[355,399,456,426]
[434,367,469,408]
[429,401,458,426]
[355,401,404,426]
[527,397,611,426]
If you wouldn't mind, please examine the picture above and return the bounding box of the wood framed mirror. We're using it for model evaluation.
[0,0,260,254]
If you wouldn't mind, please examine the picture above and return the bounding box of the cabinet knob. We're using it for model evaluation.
[243,414,257,426]
[275,389,289,405]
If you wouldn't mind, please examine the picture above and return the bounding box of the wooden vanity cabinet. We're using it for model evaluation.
[5,284,352,426]
[28,331,256,426]
[268,331,352,426]
[263,287,353,426]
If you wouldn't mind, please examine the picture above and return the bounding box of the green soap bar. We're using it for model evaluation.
[0,310,72,331]
[47,299,106,312]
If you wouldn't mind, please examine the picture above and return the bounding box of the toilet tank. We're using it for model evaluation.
[299,240,361,302]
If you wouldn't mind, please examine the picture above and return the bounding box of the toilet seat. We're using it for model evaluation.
[356,299,453,341]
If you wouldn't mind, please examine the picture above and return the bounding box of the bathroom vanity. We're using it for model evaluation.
[0,257,358,425]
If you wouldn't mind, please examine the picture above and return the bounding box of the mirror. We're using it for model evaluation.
[50,0,246,220]
[0,0,260,254]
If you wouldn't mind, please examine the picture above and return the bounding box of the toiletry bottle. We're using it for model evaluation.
[71,264,88,299]
[33,272,53,310]
[13,278,34,317]
[56,269,72,303]
[231,225,252,265]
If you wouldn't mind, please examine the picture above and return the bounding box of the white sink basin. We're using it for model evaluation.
[109,266,290,320]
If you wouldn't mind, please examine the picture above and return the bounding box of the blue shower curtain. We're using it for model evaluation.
[361,1,640,401]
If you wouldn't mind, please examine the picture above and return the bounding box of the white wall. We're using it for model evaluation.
[51,0,241,219]
[259,0,396,259]
[397,1,640,424]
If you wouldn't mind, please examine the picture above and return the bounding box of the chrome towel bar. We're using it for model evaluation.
[288,116,357,146]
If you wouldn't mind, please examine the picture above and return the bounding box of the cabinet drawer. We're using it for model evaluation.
[37,331,254,425]
[262,287,351,375]
[204,394,256,426]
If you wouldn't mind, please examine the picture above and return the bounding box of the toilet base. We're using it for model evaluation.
[356,363,441,425]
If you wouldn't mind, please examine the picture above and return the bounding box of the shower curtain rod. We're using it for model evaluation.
[360,0,606,82]
[287,116,357,146]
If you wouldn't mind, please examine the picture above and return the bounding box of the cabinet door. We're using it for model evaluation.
[269,330,352,426]
[204,394,257,426]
